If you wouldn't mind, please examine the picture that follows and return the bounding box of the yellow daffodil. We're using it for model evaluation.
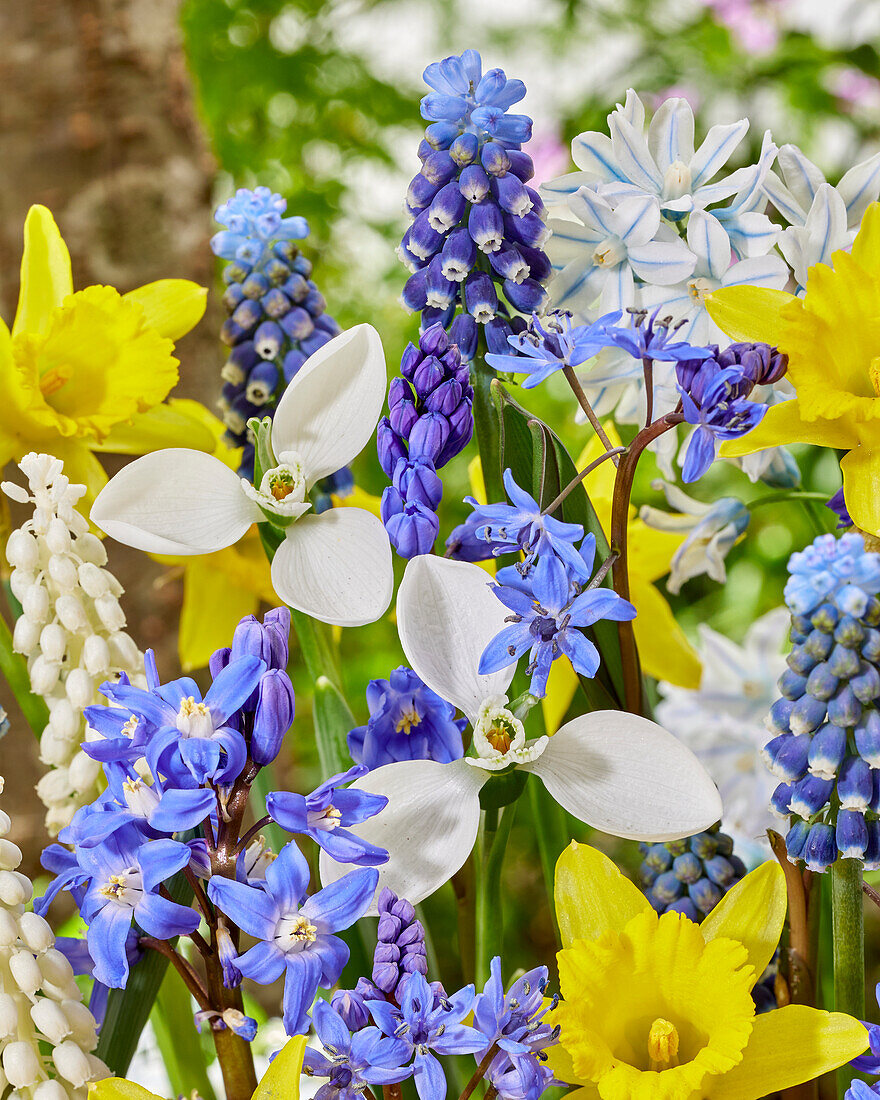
[0,204,213,504]
[706,201,880,534]
[547,841,868,1099]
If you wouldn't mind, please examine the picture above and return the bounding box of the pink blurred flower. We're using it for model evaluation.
[703,0,787,55]
[647,85,703,112]
[831,67,880,112]
[523,131,570,187]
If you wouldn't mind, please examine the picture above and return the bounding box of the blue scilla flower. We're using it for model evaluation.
[100,651,266,787]
[367,971,489,1100]
[207,841,378,1035]
[828,487,854,531]
[846,1082,880,1098]
[303,999,413,1100]
[473,957,559,1100]
[212,187,343,481]
[347,666,465,770]
[485,310,622,389]
[400,52,550,353]
[765,532,880,871]
[600,306,716,365]
[378,324,473,558]
[638,824,747,922]
[265,765,389,867]
[36,824,198,988]
[850,983,880,1078]
[479,541,636,698]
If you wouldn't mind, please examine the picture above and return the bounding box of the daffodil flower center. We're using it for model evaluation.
[593,237,626,268]
[275,913,318,952]
[663,160,692,202]
[396,706,421,735]
[99,867,143,907]
[647,1017,680,1070]
[177,696,214,739]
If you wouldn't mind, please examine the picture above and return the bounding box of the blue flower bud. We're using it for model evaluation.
[667,897,700,922]
[424,258,458,309]
[789,694,827,735]
[331,989,370,1031]
[652,871,682,904]
[506,149,535,181]
[827,643,860,678]
[245,360,280,406]
[421,150,457,186]
[862,628,880,663]
[459,164,491,202]
[644,843,673,872]
[762,733,810,780]
[464,271,498,323]
[261,288,291,320]
[494,171,532,216]
[428,182,467,233]
[836,809,868,859]
[480,141,511,176]
[377,420,407,479]
[779,668,808,701]
[856,710,880,766]
[402,269,429,313]
[222,342,260,385]
[689,832,718,860]
[807,723,846,779]
[767,698,794,735]
[788,775,834,817]
[672,852,702,883]
[282,273,309,302]
[704,856,737,887]
[241,272,271,299]
[408,411,450,463]
[411,355,445,397]
[834,614,865,648]
[231,298,263,335]
[468,202,504,253]
[866,821,880,869]
[438,402,474,464]
[827,684,862,727]
[389,396,418,438]
[689,878,722,914]
[282,348,308,384]
[407,172,441,214]
[263,257,290,284]
[409,210,445,260]
[217,926,243,988]
[449,313,478,361]
[785,820,810,860]
[805,662,838,701]
[423,378,463,417]
[253,320,284,360]
[251,669,296,767]
[439,228,477,284]
[384,499,440,559]
[280,306,314,341]
[838,584,870,618]
[487,245,530,283]
[503,276,548,313]
[838,755,873,810]
[503,210,550,249]
[771,782,792,815]
[518,243,552,282]
[852,661,880,703]
[449,132,479,166]
[803,822,836,872]
[223,283,245,311]
[787,644,818,676]
[804,628,834,661]
[393,458,442,511]
[811,603,839,632]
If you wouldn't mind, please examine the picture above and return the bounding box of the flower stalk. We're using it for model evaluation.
[831,858,864,1095]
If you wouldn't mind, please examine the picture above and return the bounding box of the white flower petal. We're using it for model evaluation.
[762,171,807,226]
[804,183,848,269]
[609,113,663,192]
[648,97,695,174]
[90,450,260,555]
[570,132,618,179]
[838,152,880,226]
[271,507,392,626]
[545,218,603,267]
[689,120,749,190]
[522,711,723,841]
[397,556,513,725]
[318,759,487,909]
[568,187,616,237]
[686,210,732,282]
[627,239,697,285]
[620,88,646,130]
[271,324,387,484]
[614,194,661,247]
[540,170,596,206]
[777,143,825,214]
[549,260,603,313]
[721,253,789,290]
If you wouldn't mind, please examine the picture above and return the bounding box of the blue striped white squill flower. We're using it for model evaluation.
[318,555,721,907]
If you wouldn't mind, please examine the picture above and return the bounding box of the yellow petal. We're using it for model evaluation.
[468,453,488,505]
[332,484,383,518]
[94,401,216,456]
[628,518,686,584]
[706,1005,868,1099]
[841,445,880,536]
[253,1034,306,1100]
[13,205,73,338]
[704,285,795,347]
[850,201,880,269]
[178,556,261,671]
[89,1081,167,1100]
[701,861,786,983]
[123,279,207,341]
[630,577,702,689]
[542,653,579,734]
[555,841,651,949]
[719,398,858,458]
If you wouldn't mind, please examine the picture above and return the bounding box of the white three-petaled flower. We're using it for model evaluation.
[90,324,393,627]
[319,554,722,907]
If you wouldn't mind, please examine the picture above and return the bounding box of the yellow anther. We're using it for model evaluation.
[648,1018,680,1070]
[487,725,513,754]
[395,708,421,735]
[869,356,880,397]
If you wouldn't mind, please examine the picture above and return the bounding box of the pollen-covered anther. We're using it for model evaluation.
[648,1017,680,1070]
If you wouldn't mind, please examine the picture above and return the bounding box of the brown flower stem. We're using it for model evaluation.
[642,357,654,426]
[541,448,627,518]
[609,411,684,714]
[459,1044,500,1100]
[562,365,620,464]
[383,1084,403,1100]
[139,937,209,1008]
[768,831,815,1008]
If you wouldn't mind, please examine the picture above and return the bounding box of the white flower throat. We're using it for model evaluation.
[242,450,312,521]
[99,866,144,907]
[467,695,548,772]
[275,912,318,953]
[177,696,215,739]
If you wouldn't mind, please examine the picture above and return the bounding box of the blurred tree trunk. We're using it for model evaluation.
[0,0,219,868]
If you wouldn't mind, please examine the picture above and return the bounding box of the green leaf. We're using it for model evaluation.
[314,675,357,777]
[151,967,217,1100]
[253,1034,306,1100]
[96,866,194,1075]
[489,380,625,709]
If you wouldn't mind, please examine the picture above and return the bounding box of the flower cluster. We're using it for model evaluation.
[347,666,465,769]
[2,454,144,835]
[676,340,789,482]
[0,779,108,1099]
[765,533,880,871]
[378,324,474,556]
[314,887,559,1100]
[639,823,746,921]
[400,50,550,355]
[213,186,343,487]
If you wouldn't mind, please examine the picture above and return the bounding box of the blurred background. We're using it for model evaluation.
[2,0,880,1085]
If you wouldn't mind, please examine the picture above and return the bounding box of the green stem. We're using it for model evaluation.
[748,490,835,510]
[289,607,342,688]
[0,612,49,736]
[472,345,504,503]
[452,855,477,985]
[528,778,566,948]
[475,802,517,986]
[832,858,864,1097]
